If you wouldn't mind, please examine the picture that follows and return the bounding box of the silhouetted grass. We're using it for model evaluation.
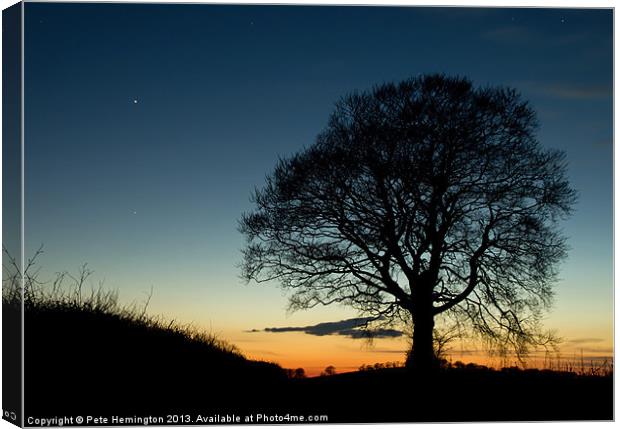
[4,251,243,363]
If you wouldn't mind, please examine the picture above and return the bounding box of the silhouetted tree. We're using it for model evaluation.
[240,74,576,372]
[321,365,337,376]
[285,367,307,379]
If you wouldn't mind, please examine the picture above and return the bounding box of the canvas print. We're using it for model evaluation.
[2,2,614,426]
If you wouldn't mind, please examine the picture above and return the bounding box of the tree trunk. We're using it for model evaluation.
[406,300,438,373]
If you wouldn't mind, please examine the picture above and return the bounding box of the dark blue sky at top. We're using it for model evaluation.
[22,3,612,327]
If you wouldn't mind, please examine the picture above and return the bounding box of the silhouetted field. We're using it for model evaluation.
[293,366,613,422]
[4,278,611,423]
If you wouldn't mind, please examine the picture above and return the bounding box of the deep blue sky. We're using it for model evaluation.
[23,4,612,355]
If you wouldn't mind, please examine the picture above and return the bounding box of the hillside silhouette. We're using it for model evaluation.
[3,258,612,423]
[15,295,612,422]
[20,296,287,418]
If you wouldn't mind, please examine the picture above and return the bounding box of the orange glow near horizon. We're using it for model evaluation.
[229,331,406,376]
[141,271,612,378]
[225,330,613,377]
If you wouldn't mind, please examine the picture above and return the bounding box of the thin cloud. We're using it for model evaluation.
[248,350,281,356]
[565,337,605,344]
[577,347,614,354]
[450,349,480,356]
[369,348,408,354]
[541,84,612,100]
[337,328,403,339]
[252,317,404,339]
[517,80,612,101]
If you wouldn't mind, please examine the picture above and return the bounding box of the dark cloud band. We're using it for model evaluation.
[252,317,404,339]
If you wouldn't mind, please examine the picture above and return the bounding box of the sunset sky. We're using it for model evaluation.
[23,4,612,375]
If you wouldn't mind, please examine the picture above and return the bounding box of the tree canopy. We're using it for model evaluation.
[240,74,577,370]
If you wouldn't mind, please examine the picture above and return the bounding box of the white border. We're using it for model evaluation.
[0,2,615,429]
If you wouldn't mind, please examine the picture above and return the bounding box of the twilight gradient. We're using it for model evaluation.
[24,4,612,373]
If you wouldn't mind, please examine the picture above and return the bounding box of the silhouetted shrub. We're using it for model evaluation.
[320,365,336,376]
[292,368,307,379]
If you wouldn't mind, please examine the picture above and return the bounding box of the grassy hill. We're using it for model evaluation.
[6,284,286,417]
[3,267,612,423]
